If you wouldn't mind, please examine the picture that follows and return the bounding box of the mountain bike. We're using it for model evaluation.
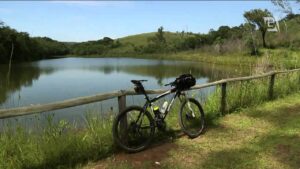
[112,75,205,152]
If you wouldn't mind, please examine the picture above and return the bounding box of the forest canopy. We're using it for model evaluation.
[0,22,69,63]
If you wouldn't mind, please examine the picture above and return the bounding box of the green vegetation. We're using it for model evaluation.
[0,113,114,169]
[68,37,121,55]
[169,92,300,169]
[203,71,300,120]
[66,13,300,69]
[0,22,68,63]
[1,71,299,169]
[244,9,273,48]
[69,13,300,59]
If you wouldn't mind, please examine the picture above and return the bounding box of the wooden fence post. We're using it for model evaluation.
[118,93,127,140]
[220,82,227,116]
[298,72,300,85]
[268,74,276,100]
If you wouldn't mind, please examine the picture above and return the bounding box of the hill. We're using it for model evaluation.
[67,30,195,56]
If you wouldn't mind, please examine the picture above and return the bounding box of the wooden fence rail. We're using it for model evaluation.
[1,68,300,119]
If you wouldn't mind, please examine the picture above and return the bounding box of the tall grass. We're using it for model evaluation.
[203,71,300,121]
[0,113,114,169]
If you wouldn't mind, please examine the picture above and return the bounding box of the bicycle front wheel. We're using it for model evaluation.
[113,106,155,153]
[179,98,205,138]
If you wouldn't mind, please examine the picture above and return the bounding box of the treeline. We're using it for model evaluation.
[0,22,69,64]
[133,25,249,54]
[134,12,300,56]
[69,37,121,55]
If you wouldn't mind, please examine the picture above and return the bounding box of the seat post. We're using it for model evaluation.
[140,85,151,102]
[131,79,151,102]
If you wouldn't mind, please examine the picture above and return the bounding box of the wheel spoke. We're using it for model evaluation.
[179,99,205,138]
[139,126,151,129]
[113,107,154,152]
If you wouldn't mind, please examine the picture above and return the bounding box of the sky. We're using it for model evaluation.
[0,1,297,42]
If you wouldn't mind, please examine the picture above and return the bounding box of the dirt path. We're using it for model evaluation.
[89,141,178,169]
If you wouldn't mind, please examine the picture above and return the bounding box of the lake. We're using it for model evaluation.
[0,57,251,127]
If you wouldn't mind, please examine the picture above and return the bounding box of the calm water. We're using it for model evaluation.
[0,57,251,126]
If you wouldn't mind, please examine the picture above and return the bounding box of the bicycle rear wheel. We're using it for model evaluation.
[113,106,155,153]
[179,98,205,138]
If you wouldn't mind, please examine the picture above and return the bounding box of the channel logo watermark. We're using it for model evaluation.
[264,17,280,32]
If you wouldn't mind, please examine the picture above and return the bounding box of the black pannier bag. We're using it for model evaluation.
[174,74,196,90]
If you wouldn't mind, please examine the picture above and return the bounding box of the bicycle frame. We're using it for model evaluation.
[141,88,186,121]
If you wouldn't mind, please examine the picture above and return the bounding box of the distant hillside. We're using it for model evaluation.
[67,13,300,57]
[118,31,193,46]
[104,31,194,55]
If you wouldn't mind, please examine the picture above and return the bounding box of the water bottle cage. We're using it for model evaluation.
[153,109,164,120]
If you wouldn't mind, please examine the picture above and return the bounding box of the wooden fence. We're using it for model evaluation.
[0,68,300,119]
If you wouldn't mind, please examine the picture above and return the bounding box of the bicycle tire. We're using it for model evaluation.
[179,98,205,138]
[112,106,155,153]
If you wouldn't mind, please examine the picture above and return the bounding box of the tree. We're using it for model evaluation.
[0,23,69,63]
[217,26,231,39]
[271,0,300,14]
[144,26,167,53]
[271,0,293,14]
[244,9,273,48]
[243,23,259,55]
[153,26,166,45]
[101,37,114,45]
[272,0,300,23]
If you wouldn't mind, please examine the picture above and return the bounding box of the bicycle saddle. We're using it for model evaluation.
[131,80,148,85]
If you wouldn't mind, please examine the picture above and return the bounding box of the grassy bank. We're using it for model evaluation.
[166,92,300,169]
[0,114,115,169]
[1,71,300,169]
[69,48,300,70]
[204,70,300,120]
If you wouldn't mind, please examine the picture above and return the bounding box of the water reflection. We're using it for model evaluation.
[0,57,251,126]
[0,64,54,105]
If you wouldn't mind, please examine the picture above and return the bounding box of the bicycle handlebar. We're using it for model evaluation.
[131,80,148,85]
[164,81,176,87]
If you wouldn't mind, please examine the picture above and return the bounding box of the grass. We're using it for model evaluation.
[167,92,300,169]
[202,71,300,121]
[1,71,300,169]
[70,47,300,70]
[118,32,193,47]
